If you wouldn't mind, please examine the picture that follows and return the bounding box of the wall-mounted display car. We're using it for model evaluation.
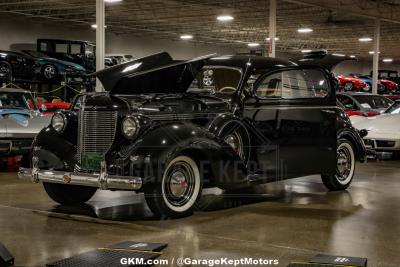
[19,52,367,218]
[37,39,96,72]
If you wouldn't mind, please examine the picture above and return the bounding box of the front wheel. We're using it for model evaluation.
[144,155,203,218]
[43,182,97,205]
[321,139,356,191]
[344,82,354,91]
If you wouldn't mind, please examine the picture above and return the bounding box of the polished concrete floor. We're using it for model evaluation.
[0,160,399,267]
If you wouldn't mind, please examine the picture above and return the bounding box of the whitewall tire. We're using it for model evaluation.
[145,155,202,218]
[321,139,356,191]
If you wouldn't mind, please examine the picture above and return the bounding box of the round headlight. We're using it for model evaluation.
[51,113,66,132]
[122,116,139,138]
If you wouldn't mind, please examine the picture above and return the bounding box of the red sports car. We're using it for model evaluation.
[379,79,398,92]
[36,96,71,114]
[337,75,367,91]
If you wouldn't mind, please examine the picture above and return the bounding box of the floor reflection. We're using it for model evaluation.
[47,180,361,221]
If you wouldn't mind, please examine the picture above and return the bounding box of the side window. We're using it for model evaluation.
[39,42,48,52]
[55,42,68,53]
[70,44,82,54]
[256,69,330,99]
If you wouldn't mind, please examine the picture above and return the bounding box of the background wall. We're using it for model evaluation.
[0,16,399,74]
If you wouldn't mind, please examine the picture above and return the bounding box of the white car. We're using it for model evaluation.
[351,101,400,151]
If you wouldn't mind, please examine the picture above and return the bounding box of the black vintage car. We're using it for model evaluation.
[37,39,96,72]
[19,52,367,218]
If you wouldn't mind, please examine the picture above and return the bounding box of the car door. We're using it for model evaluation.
[243,67,336,180]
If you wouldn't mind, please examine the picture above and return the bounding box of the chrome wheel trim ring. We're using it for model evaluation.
[44,65,56,79]
[224,131,243,158]
[162,156,201,212]
[336,142,355,185]
[364,83,371,92]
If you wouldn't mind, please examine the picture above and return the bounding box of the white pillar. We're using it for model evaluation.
[96,0,105,92]
[372,19,380,95]
[268,0,277,58]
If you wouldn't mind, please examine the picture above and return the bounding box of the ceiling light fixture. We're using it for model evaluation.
[301,49,312,53]
[332,53,346,57]
[369,51,381,54]
[350,55,356,58]
[383,58,393,62]
[266,37,279,41]
[297,28,313,33]
[104,0,123,3]
[248,43,260,47]
[180,34,193,40]
[358,37,372,42]
[217,15,234,22]
[91,24,107,29]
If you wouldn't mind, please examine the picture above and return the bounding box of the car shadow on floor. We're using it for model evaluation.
[47,181,361,222]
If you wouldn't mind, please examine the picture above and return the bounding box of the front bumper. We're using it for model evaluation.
[363,138,400,151]
[18,157,142,190]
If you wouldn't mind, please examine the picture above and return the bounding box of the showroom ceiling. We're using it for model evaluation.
[0,0,400,60]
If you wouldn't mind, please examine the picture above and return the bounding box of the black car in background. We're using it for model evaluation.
[0,50,36,82]
[37,39,96,72]
[19,52,367,218]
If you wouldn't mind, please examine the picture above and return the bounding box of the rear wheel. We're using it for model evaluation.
[41,64,58,82]
[43,182,97,205]
[321,139,356,191]
[144,155,202,218]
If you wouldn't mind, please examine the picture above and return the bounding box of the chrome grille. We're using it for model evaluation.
[77,110,118,168]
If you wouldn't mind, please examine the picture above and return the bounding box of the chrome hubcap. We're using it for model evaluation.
[0,64,10,76]
[337,146,352,181]
[165,161,195,207]
[44,66,56,79]
[169,171,188,198]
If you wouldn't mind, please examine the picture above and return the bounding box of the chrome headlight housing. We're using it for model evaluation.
[51,112,67,133]
[122,116,140,139]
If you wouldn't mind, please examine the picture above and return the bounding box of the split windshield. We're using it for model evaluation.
[352,95,393,109]
[187,67,242,95]
[0,92,37,110]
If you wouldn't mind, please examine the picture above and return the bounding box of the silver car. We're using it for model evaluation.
[0,88,51,168]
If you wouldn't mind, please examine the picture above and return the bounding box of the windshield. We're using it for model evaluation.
[23,50,50,58]
[0,92,37,110]
[187,66,242,95]
[352,95,393,109]
[385,102,400,114]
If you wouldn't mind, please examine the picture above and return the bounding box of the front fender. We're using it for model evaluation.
[123,122,248,189]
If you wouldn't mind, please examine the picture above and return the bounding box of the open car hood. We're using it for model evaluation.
[94,52,215,94]
[294,50,356,71]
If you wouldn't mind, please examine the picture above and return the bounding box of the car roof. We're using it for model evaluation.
[0,88,31,94]
[37,38,95,45]
[207,55,297,71]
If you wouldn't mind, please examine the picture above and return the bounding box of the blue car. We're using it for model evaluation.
[21,50,87,83]
[349,74,385,93]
